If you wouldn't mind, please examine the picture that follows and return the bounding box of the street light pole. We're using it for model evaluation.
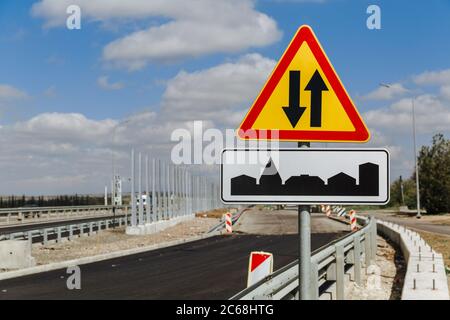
[411,97,422,219]
[379,84,421,218]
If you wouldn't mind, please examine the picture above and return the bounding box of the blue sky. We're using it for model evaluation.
[0,0,449,194]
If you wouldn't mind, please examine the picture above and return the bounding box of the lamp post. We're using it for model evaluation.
[111,119,130,228]
[380,84,421,218]
[111,119,131,205]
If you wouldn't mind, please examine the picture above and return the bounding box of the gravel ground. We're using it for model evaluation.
[346,236,405,300]
[31,217,220,265]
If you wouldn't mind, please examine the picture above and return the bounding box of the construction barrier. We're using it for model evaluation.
[225,212,232,233]
[349,210,357,231]
[247,251,273,287]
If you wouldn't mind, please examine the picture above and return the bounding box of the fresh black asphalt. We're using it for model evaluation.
[0,232,347,300]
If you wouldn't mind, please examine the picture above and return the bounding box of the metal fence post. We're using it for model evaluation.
[167,163,172,219]
[335,244,345,300]
[131,149,136,227]
[138,152,144,226]
[152,158,156,223]
[146,154,151,224]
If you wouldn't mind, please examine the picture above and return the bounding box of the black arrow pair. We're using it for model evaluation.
[282,70,328,128]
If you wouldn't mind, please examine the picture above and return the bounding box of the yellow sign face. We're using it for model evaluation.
[238,25,370,142]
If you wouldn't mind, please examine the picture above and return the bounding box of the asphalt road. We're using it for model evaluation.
[0,232,346,300]
[361,211,450,236]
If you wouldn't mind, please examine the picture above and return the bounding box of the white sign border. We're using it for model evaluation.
[220,148,390,205]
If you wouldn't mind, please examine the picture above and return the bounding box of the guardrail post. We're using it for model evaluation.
[371,217,377,262]
[43,229,48,245]
[353,235,362,286]
[335,244,345,300]
[310,262,319,299]
[57,227,62,243]
[79,223,83,237]
[27,231,32,247]
[89,222,93,235]
[69,225,73,240]
[364,228,373,267]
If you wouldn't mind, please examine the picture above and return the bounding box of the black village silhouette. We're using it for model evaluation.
[231,159,379,196]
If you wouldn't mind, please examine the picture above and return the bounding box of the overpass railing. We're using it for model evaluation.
[230,216,377,300]
[0,205,126,225]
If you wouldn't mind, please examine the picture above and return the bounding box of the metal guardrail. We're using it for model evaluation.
[207,207,249,233]
[0,205,126,225]
[0,215,131,245]
[230,216,377,300]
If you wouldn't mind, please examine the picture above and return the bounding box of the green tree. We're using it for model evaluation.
[417,134,450,214]
[389,176,417,209]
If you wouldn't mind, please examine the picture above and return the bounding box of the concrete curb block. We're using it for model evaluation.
[377,220,449,300]
[0,229,222,282]
[125,214,195,235]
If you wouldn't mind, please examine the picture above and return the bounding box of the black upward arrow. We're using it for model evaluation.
[282,71,306,128]
[305,70,328,127]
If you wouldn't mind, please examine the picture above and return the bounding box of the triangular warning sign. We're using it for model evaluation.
[238,25,370,142]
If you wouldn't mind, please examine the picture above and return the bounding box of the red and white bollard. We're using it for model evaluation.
[224,212,232,233]
[349,209,357,231]
[247,251,273,287]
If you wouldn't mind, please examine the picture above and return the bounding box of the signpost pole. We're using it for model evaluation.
[298,142,311,300]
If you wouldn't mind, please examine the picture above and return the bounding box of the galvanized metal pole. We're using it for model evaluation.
[298,142,311,300]
[412,97,421,219]
[157,159,162,221]
[131,149,136,227]
[138,152,144,225]
[152,158,156,223]
[146,155,150,224]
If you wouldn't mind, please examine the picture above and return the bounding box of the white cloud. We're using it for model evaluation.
[0,84,28,100]
[31,0,281,70]
[0,52,276,193]
[161,53,276,127]
[364,94,450,134]
[97,76,124,90]
[361,83,408,101]
[413,69,450,86]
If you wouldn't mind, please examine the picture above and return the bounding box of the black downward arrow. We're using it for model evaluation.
[305,70,328,127]
[282,71,306,128]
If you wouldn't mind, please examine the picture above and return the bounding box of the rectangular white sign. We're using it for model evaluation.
[221,149,389,204]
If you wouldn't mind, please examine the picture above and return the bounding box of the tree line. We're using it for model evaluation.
[0,194,105,208]
[389,134,450,214]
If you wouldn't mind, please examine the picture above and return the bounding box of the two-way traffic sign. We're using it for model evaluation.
[238,25,370,143]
